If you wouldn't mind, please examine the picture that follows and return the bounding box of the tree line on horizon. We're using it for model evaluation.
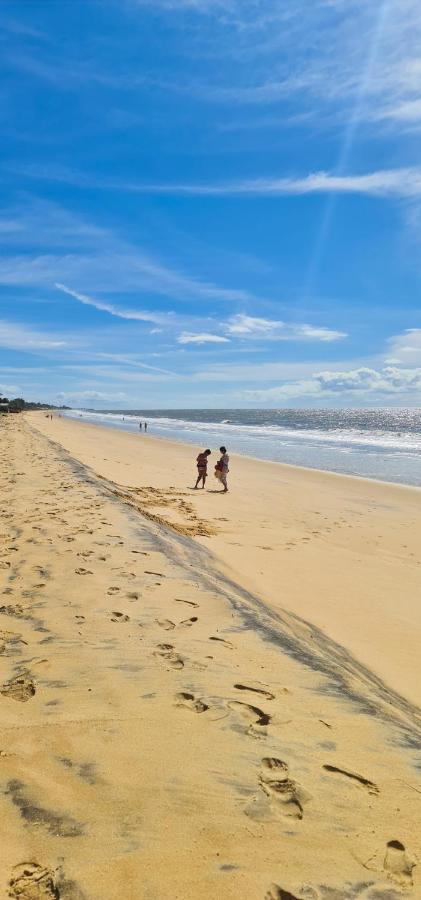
[0,395,70,412]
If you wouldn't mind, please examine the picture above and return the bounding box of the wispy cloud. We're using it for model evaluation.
[112,168,421,199]
[6,0,421,134]
[0,17,47,39]
[225,314,346,341]
[177,331,230,344]
[0,321,66,352]
[0,199,256,303]
[90,352,176,376]
[127,0,421,132]
[25,163,421,200]
[56,390,128,402]
[55,283,170,326]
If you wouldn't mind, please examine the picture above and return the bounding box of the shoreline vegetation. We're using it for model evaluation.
[0,412,419,897]
[0,394,70,413]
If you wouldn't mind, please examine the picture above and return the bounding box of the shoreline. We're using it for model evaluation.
[62,411,421,493]
[30,411,421,709]
[62,409,421,490]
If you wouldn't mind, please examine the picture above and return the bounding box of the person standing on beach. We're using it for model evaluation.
[144,422,148,431]
[217,446,229,493]
[195,449,211,489]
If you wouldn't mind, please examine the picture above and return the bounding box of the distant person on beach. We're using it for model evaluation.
[139,422,142,430]
[194,449,211,489]
[215,446,229,492]
[144,422,147,431]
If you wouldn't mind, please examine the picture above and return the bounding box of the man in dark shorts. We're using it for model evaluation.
[194,449,211,489]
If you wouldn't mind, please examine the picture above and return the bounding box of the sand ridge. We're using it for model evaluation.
[0,414,420,898]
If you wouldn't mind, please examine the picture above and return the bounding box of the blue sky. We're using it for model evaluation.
[1,0,421,408]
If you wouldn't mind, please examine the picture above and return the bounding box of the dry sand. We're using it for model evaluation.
[0,412,420,899]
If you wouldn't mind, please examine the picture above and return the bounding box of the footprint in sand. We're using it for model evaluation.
[179,616,198,627]
[1,672,36,702]
[322,764,379,795]
[9,862,59,899]
[384,840,415,887]
[246,758,309,822]
[107,587,120,595]
[154,643,184,670]
[266,888,319,900]
[74,568,92,576]
[175,692,209,713]
[110,612,130,623]
[209,636,234,649]
[234,681,275,701]
[0,629,22,654]
[0,605,25,619]
[265,887,303,900]
[156,619,176,631]
[228,700,270,736]
[174,598,199,608]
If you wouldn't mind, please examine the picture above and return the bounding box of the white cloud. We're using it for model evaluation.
[56,390,128,402]
[378,99,421,124]
[297,324,347,342]
[387,328,421,364]
[225,313,346,341]
[0,321,66,351]
[55,283,169,326]
[244,366,421,401]
[226,314,275,335]
[177,331,230,344]
[130,168,421,199]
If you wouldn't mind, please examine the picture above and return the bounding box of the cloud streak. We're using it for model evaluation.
[55,283,170,326]
[0,321,66,352]
[225,314,346,341]
[0,199,257,304]
[177,331,230,344]
[16,164,421,200]
[118,168,421,199]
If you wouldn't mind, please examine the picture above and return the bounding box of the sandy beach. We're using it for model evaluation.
[0,411,420,898]
[34,413,421,707]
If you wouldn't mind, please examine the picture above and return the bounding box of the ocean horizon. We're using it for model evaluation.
[62,407,421,488]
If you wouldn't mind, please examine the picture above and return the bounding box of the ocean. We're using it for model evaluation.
[63,408,421,488]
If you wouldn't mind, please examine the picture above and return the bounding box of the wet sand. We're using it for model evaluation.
[0,412,420,898]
